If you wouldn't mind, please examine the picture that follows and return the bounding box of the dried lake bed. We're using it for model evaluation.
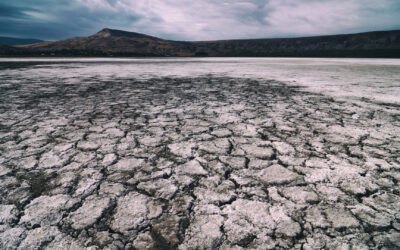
[0,58,399,249]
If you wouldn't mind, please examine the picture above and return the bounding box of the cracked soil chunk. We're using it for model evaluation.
[0,205,18,225]
[111,192,162,233]
[44,235,83,250]
[0,165,11,177]
[168,141,196,158]
[152,215,181,248]
[272,141,295,155]
[275,220,302,238]
[223,199,275,244]
[20,195,78,228]
[351,204,393,228]
[66,196,112,230]
[18,226,60,250]
[0,227,26,249]
[38,152,66,169]
[240,144,274,159]
[180,214,224,249]
[137,178,178,200]
[176,160,208,176]
[305,207,330,229]
[110,157,145,172]
[77,141,99,151]
[280,186,319,204]
[325,208,360,230]
[258,164,302,185]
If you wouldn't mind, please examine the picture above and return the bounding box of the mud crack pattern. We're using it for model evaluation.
[0,73,400,249]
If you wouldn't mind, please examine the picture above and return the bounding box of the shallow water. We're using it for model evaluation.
[1,57,399,104]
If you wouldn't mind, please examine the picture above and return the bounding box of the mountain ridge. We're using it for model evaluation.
[91,28,162,40]
[2,28,400,57]
[0,36,44,46]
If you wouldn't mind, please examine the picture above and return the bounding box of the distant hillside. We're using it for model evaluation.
[0,36,43,46]
[1,28,400,57]
[193,30,400,57]
[13,28,196,56]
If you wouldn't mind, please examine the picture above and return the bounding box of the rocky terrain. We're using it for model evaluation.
[1,28,400,57]
[0,62,400,249]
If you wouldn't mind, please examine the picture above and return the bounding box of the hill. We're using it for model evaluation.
[0,36,43,46]
[15,28,197,56]
[2,28,400,57]
[193,30,400,57]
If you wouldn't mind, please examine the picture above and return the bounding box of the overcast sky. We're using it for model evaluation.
[1,0,400,41]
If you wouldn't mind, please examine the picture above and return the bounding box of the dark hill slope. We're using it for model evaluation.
[0,37,43,46]
[19,28,196,56]
[2,28,400,57]
[192,30,400,57]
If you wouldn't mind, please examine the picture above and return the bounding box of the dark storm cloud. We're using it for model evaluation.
[0,4,29,19]
[0,0,400,41]
[0,1,90,39]
[0,0,142,40]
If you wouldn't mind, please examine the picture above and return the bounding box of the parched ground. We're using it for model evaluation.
[0,69,400,249]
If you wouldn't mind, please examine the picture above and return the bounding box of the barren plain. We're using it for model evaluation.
[0,58,399,249]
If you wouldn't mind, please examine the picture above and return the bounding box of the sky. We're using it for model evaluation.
[1,0,400,41]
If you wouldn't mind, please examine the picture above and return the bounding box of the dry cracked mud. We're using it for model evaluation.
[1,66,400,249]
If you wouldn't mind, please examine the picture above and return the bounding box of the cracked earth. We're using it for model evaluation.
[0,63,400,249]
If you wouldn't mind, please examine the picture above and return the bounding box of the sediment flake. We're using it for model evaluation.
[0,71,399,248]
[111,192,162,233]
